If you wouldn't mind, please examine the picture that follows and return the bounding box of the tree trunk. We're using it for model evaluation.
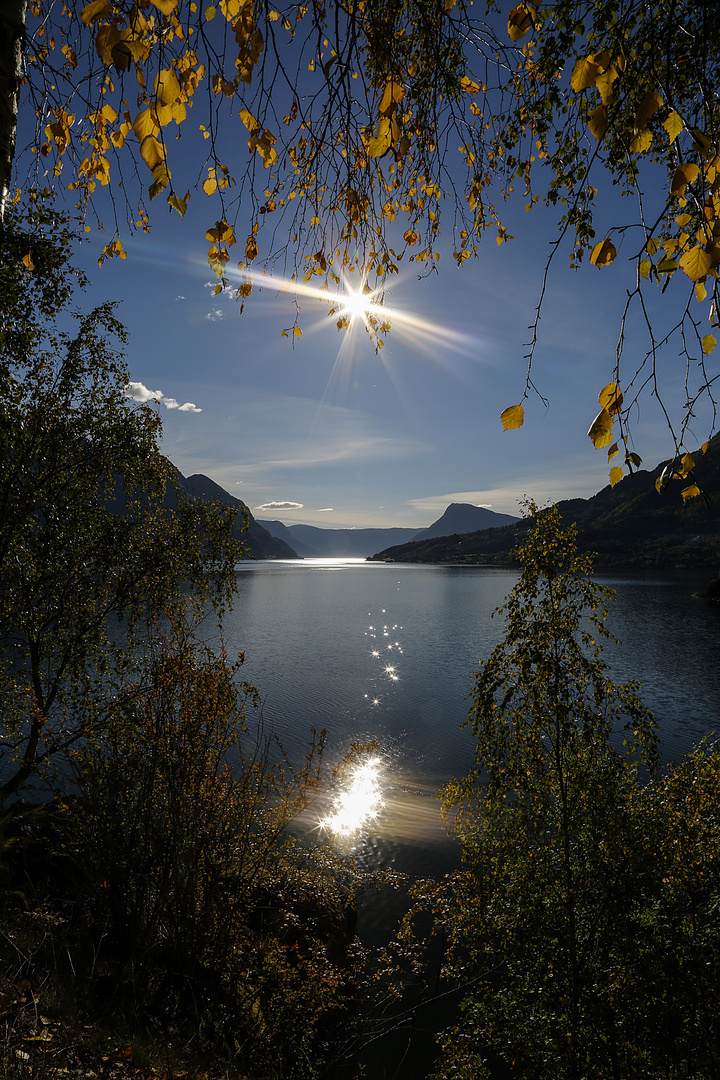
[0,0,26,222]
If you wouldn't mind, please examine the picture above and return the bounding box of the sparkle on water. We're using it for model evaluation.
[320,757,384,838]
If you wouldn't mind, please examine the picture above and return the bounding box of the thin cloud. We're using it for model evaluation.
[205,309,223,322]
[317,507,334,512]
[254,501,304,512]
[124,382,202,413]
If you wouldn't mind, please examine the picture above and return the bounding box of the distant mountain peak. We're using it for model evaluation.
[412,502,519,542]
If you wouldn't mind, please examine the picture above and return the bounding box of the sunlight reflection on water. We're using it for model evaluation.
[320,757,384,837]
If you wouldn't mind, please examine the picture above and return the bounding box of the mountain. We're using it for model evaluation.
[411,502,519,540]
[257,503,517,557]
[183,474,299,560]
[369,439,720,568]
[258,521,419,557]
[256,519,320,557]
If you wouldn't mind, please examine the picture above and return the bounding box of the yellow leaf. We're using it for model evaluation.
[664,110,683,143]
[22,252,34,271]
[607,442,619,462]
[587,408,614,449]
[680,452,695,476]
[629,127,652,154]
[206,219,235,244]
[168,193,186,217]
[639,259,652,279]
[588,105,608,141]
[590,238,616,267]
[702,334,717,354]
[205,4,216,17]
[702,441,711,455]
[133,108,160,142]
[460,76,481,94]
[245,236,258,260]
[595,66,618,107]
[570,55,603,93]
[403,227,419,246]
[670,162,699,197]
[598,381,623,414]
[507,3,535,42]
[203,176,217,195]
[219,0,240,17]
[646,237,661,255]
[500,403,524,431]
[95,25,128,65]
[691,127,712,154]
[239,108,259,133]
[154,69,181,106]
[679,245,712,282]
[609,466,623,488]
[368,116,395,158]
[379,79,405,116]
[626,451,642,468]
[293,326,302,338]
[150,0,178,12]
[80,0,111,24]
[681,484,700,502]
[140,134,166,171]
[635,91,663,129]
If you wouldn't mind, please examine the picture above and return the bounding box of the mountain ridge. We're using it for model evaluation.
[368,440,720,568]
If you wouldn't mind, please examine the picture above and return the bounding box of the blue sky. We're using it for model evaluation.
[15,2,716,531]
[73,155,703,530]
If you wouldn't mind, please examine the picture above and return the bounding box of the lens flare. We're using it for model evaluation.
[320,757,384,837]
[224,262,476,359]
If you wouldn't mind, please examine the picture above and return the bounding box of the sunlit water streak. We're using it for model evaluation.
[320,757,384,837]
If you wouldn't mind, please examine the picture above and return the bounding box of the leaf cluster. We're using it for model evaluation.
[11,0,720,464]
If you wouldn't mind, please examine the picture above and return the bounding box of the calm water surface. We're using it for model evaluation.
[206,559,720,1078]
[204,559,720,875]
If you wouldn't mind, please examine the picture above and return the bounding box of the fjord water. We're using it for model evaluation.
[211,559,720,875]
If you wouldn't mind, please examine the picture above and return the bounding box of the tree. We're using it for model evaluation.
[1,0,719,486]
[0,198,242,803]
[402,503,666,1079]
[72,618,365,1077]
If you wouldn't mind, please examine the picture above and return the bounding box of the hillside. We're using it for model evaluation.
[183,474,299,560]
[369,440,720,568]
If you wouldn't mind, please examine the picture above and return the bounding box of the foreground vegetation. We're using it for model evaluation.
[2,205,720,1078]
[400,506,720,1079]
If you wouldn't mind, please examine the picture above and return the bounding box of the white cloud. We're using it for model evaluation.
[254,501,304,512]
[124,382,202,414]
[124,381,163,403]
[317,507,334,512]
[205,309,223,322]
[175,295,186,301]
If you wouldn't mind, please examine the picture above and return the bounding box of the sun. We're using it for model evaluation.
[338,283,377,327]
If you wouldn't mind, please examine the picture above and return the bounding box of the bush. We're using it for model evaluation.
[69,621,366,1078]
